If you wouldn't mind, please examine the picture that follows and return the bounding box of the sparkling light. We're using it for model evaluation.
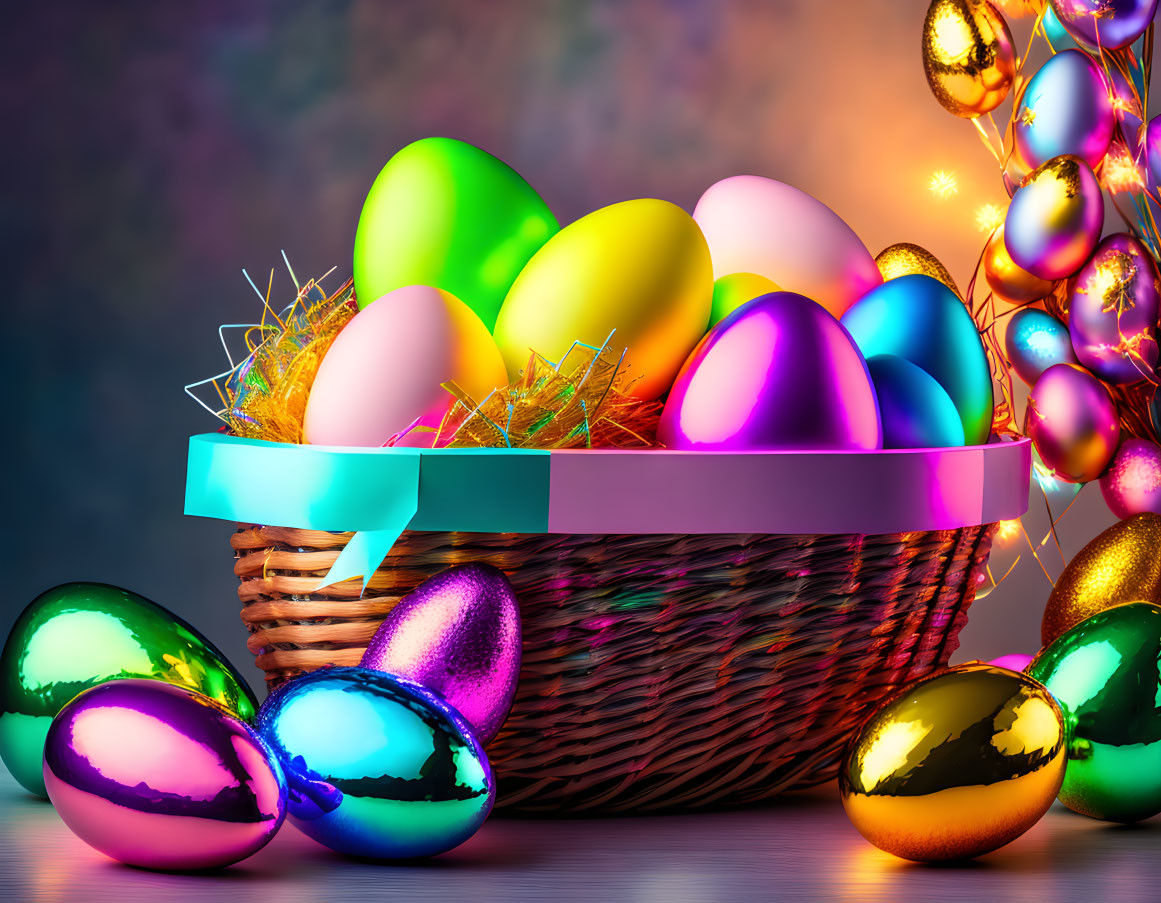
[929,170,959,198]
[975,203,1006,232]
[996,519,1022,541]
[1103,144,1145,193]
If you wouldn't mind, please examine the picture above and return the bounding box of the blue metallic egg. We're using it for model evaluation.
[1005,308,1077,386]
[257,667,494,860]
[865,355,965,449]
[841,275,993,446]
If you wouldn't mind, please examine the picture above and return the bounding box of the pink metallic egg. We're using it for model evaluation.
[658,292,882,451]
[1100,439,1161,518]
[1068,233,1160,385]
[989,654,1034,672]
[1025,363,1120,483]
[42,679,286,871]
[361,564,521,743]
[1004,155,1104,281]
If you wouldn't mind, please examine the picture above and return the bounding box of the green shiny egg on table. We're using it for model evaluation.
[353,137,559,330]
[0,582,257,797]
[1029,601,1161,822]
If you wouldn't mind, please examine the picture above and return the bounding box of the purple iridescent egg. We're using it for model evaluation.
[1068,233,1160,385]
[1050,0,1158,50]
[1025,363,1120,483]
[1014,50,1114,171]
[657,291,882,451]
[1005,155,1104,281]
[1147,116,1161,189]
[42,679,286,871]
[361,563,521,743]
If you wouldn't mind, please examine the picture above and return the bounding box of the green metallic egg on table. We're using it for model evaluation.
[1029,601,1161,822]
[0,582,257,797]
[353,137,559,330]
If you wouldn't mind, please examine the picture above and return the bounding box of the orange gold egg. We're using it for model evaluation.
[840,663,1066,862]
[984,225,1055,304]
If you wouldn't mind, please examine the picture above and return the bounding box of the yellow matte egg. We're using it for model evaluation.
[492,199,713,399]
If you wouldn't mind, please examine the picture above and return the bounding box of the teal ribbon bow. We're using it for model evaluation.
[184,434,549,590]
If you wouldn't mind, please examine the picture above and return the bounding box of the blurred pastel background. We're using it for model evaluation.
[6,0,1147,688]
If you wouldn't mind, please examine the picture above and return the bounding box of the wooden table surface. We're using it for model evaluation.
[2,769,1158,902]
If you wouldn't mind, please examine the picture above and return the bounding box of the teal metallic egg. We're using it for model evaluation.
[0,582,257,797]
[865,354,965,448]
[840,274,993,445]
[1029,602,1161,822]
[257,667,494,860]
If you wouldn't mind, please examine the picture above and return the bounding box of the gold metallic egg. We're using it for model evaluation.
[983,225,1055,304]
[875,243,960,296]
[922,0,1017,118]
[1042,513,1161,645]
[840,663,1066,862]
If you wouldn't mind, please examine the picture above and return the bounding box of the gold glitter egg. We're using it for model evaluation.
[875,243,960,296]
[1042,513,1161,645]
[840,663,1066,862]
[922,0,1017,118]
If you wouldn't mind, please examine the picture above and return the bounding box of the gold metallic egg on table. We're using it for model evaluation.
[1042,513,1161,645]
[922,0,1017,118]
[875,243,960,296]
[840,663,1066,862]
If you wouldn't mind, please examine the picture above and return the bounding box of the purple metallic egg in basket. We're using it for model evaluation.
[361,563,521,744]
[658,291,882,451]
[42,679,287,871]
[1068,233,1161,385]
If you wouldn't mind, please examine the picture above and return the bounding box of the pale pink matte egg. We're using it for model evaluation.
[304,285,508,447]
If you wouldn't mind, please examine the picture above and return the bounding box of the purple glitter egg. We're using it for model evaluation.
[1101,439,1161,518]
[658,291,882,451]
[42,679,287,871]
[361,563,521,743]
[1068,233,1160,385]
[1014,50,1114,170]
[1005,155,1104,281]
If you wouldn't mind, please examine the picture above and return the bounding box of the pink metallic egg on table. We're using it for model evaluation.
[1004,155,1104,281]
[1014,50,1114,171]
[42,679,286,871]
[657,292,882,451]
[1025,363,1120,483]
[1067,233,1160,385]
[1100,439,1161,518]
[1006,308,1077,386]
[989,653,1033,672]
[361,563,521,744]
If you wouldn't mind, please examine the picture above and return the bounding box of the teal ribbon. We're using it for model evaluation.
[185,434,549,590]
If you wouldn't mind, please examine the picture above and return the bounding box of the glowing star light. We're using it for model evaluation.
[929,170,959,198]
[976,203,1006,233]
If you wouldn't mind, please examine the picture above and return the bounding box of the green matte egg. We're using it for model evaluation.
[353,137,559,330]
[841,274,993,445]
[0,582,256,797]
[1029,602,1161,822]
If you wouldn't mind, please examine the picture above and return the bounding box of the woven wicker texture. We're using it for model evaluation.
[233,524,995,813]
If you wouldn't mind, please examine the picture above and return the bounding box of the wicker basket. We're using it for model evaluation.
[233,522,996,814]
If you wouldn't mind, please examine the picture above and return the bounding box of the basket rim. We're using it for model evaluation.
[186,433,1030,537]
